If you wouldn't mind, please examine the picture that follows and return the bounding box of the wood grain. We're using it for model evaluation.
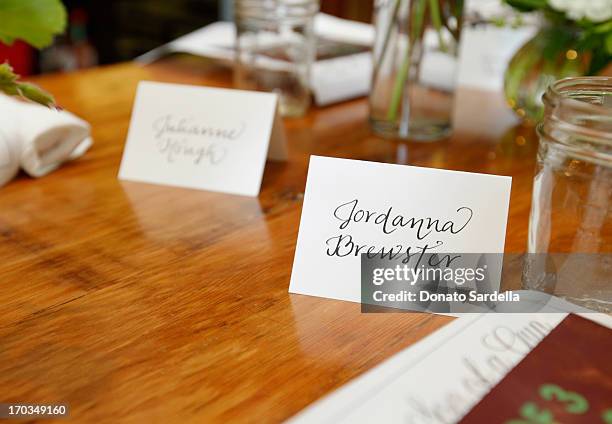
[0,55,538,423]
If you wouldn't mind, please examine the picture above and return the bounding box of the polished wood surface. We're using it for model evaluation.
[0,55,537,423]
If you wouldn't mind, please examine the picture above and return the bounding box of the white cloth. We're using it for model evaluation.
[0,94,92,186]
[0,97,22,186]
[0,125,21,187]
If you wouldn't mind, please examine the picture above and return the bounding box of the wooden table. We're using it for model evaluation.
[0,56,538,423]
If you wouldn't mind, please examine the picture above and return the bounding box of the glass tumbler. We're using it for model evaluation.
[369,0,464,141]
[524,77,612,312]
[234,0,318,117]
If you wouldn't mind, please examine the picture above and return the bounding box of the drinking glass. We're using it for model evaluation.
[524,77,612,312]
[369,0,464,141]
[234,0,318,117]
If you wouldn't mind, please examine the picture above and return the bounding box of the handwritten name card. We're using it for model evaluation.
[289,156,512,303]
[119,81,286,196]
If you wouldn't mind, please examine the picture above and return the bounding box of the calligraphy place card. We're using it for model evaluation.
[289,156,512,303]
[119,81,287,197]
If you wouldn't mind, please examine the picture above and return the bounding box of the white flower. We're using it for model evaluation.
[585,0,612,22]
[548,0,612,22]
[549,0,572,10]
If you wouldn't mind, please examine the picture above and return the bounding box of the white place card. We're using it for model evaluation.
[118,81,287,197]
[289,156,512,303]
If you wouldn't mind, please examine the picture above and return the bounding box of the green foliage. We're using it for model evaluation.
[504,0,548,13]
[0,0,67,49]
[503,0,612,75]
[0,0,66,106]
[606,33,612,54]
[0,62,54,107]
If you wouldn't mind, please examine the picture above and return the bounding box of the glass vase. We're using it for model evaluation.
[504,22,593,123]
[234,0,319,118]
[523,77,612,312]
[369,0,464,141]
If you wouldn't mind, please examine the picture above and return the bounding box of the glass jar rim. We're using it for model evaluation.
[235,0,319,20]
[541,76,612,150]
[547,76,612,101]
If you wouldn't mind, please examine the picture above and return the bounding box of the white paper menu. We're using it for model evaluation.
[287,294,612,424]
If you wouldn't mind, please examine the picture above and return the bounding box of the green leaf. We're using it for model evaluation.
[606,33,612,55]
[15,82,55,106]
[0,62,55,107]
[0,0,67,49]
[0,62,18,85]
[0,34,15,45]
[504,0,547,12]
[594,20,612,34]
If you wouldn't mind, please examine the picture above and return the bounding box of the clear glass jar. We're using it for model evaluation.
[234,0,318,117]
[524,77,612,312]
[369,0,464,141]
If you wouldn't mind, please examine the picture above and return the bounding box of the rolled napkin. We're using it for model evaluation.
[0,118,20,187]
[0,94,92,184]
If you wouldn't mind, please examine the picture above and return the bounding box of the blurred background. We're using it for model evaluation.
[0,0,376,76]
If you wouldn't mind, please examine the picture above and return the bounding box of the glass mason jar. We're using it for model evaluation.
[234,0,318,117]
[369,0,464,141]
[524,77,612,312]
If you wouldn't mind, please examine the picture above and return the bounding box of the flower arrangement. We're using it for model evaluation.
[503,0,612,120]
[0,0,67,106]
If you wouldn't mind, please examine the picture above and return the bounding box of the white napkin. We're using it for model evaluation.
[0,121,20,187]
[0,96,22,186]
[0,94,92,185]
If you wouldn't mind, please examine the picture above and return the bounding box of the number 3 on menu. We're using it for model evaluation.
[539,384,589,414]
[506,383,591,424]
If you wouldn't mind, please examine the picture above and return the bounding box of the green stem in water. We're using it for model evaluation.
[387,47,412,122]
[410,0,427,51]
[387,0,427,122]
[428,0,447,52]
[372,0,402,84]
